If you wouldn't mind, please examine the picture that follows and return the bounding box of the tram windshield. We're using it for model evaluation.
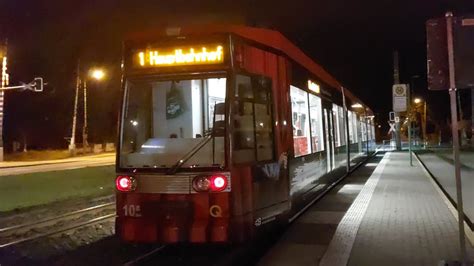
[120,77,227,169]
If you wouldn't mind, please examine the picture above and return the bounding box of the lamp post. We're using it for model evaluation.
[413,97,427,147]
[69,62,81,156]
[83,68,105,153]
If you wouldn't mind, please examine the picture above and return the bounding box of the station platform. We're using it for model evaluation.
[259,152,474,266]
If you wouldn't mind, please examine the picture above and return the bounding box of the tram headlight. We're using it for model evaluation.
[192,174,228,192]
[116,175,137,192]
[193,176,211,192]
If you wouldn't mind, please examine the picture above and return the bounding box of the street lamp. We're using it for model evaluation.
[412,97,427,147]
[83,68,106,152]
[68,64,107,156]
[90,69,105,81]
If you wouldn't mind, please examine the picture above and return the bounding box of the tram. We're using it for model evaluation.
[115,25,376,244]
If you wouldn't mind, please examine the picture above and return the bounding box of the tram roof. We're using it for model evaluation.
[127,24,372,114]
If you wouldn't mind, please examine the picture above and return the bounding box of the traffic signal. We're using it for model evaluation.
[33,77,43,92]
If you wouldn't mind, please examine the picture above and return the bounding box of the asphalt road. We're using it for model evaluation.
[0,153,115,176]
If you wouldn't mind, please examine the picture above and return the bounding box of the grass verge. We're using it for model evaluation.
[0,166,115,212]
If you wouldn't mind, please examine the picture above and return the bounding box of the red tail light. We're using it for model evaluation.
[116,176,136,192]
[210,175,227,191]
[192,174,228,192]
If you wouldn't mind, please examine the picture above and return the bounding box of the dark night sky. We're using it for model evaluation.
[0,0,472,149]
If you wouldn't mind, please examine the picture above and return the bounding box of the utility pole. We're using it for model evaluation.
[69,61,80,156]
[446,11,466,263]
[83,80,88,152]
[393,51,402,151]
[0,40,8,161]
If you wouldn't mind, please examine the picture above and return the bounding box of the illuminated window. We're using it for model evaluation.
[119,77,227,169]
[332,104,346,147]
[348,111,358,144]
[360,117,367,142]
[291,85,311,157]
[309,94,324,152]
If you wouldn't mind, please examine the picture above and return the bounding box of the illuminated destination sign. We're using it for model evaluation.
[307,80,320,94]
[135,45,224,67]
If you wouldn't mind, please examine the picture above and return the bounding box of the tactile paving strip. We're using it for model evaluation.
[319,152,390,266]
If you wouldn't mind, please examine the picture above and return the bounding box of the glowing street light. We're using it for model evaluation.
[351,103,363,109]
[411,97,427,145]
[90,68,105,81]
[70,64,107,156]
[83,68,106,151]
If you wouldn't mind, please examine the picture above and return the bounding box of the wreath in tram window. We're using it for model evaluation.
[166,81,186,119]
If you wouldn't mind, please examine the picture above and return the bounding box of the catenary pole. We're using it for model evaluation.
[393,51,402,151]
[446,11,467,263]
[69,61,80,156]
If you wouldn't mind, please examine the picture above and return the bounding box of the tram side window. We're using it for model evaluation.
[332,104,345,147]
[360,118,367,142]
[309,94,324,152]
[253,78,273,161]
[348,111,357,144]
[290,85,311,157]
[338,105,346,146]
[233,74,274,163]
[352,112,358,143]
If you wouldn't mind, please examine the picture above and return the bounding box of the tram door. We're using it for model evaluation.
[323,108,335,172]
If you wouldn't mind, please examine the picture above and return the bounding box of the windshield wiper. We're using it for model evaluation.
[166,134,213,175]
[166,102,225,174]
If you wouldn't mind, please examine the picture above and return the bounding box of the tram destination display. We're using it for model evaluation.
[133,44,224,68]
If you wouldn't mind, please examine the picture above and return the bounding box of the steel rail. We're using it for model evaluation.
[122,246,167,266]
[0,213,116,248]
[0,202,115,234]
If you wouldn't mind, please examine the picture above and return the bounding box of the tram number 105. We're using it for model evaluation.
[122,204,142,217]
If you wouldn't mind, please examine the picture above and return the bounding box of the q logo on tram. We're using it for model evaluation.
[209,205,222,218]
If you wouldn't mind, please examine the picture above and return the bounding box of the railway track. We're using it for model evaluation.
[0,202,116,248]
[123,245,167,266]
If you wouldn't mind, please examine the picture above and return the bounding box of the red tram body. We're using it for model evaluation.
[115,25,376,244]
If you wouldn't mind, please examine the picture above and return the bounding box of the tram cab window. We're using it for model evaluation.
[233,74,274,163]
[119,78,227,169]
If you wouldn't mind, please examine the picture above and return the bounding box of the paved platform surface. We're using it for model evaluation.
[259,154,382,265]
[417,150,474,225]
[259,152,474,266]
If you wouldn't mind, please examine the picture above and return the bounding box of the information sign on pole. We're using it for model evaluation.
[426,12,471,264]
[392,84,408,112]
[388,121,396,133]
[389,111,395,122]
[427,14,474,90]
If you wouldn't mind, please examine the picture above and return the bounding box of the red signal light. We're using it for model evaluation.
[116,176,136,192]
[210,175,227,192]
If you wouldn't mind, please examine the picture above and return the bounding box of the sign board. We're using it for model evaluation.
[426,15,474,90]
[389,111,395,122]
[392,84,408,112]
[134,44,224,68]
[454,17,474,89]
[395,116,400,123]
[388,121,396,133]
